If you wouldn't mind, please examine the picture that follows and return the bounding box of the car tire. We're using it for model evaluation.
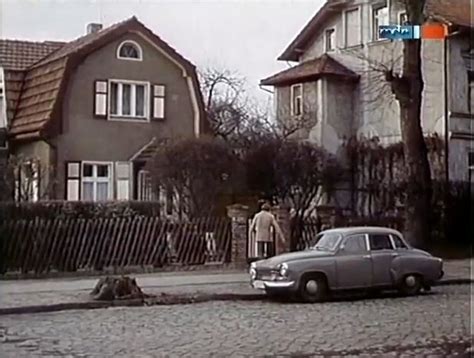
[398,274,423,296]
[299,274,328,303]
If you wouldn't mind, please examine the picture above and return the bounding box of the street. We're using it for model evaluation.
[0,284,472,357]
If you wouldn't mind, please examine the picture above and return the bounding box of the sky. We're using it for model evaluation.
[0,0,324,106]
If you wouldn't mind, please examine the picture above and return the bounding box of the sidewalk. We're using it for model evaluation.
[0,259,471,314]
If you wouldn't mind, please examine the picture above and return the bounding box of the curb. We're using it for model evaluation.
[434,278,474,286]
[0,279,471,316]
[0,293,266,316]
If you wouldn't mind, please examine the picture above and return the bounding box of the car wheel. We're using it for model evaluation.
[299,274,328,303]
[399,274,422,296]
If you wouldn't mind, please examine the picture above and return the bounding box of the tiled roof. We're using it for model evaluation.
[0,40,64,70]
[3,16,205,140]
[260,54,359,86]
[426,0,473,28]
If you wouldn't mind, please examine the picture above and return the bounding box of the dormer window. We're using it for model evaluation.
[117,40,142,61]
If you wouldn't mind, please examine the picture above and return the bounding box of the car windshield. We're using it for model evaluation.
[311,232,342,251]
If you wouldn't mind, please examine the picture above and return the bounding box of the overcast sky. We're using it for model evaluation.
[0,0,324,105]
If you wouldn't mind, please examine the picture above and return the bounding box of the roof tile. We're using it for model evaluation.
[0,40,64,70]
[261,54,359,86]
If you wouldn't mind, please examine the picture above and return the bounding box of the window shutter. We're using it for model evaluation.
[66,161,81,201]
[151,84,165,120]
[94,80,108,118]
[115,162,131,200]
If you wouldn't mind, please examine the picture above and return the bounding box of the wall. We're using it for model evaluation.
[275,81,319,141]
[54,32,197,198]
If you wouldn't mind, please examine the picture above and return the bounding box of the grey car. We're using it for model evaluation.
[249,227,444,302]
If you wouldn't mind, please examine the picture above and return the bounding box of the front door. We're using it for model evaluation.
[368,234,396,286]
[335,234,372,289]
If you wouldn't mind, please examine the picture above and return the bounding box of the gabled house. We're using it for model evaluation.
[0,17,209,203]
[261,0,473,185]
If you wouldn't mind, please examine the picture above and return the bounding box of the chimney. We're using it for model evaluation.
[86,23,103,34]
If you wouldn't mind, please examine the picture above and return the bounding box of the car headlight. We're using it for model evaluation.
[250,267,257,280]
[279,263,288,277]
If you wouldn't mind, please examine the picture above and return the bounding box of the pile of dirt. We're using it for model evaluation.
[90,276,152,301]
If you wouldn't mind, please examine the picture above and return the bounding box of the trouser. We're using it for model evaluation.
[257,241,275,258]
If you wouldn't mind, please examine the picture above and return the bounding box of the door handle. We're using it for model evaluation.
[363,255,371,259]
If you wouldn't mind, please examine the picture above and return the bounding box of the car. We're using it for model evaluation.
[249,226,444,302]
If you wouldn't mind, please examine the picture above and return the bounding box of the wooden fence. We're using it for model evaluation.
[0,216,232,275]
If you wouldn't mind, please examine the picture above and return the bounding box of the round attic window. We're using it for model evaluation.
[117,41,142,61]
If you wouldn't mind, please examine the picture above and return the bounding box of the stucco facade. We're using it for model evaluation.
[268,0,472,183]
[5,18,206,203]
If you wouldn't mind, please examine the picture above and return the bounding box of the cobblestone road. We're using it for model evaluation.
[0,285,472,357]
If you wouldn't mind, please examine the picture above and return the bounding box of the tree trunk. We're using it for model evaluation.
[390,1,432,247]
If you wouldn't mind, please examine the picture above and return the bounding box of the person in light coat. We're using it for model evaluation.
[249,203,285,258]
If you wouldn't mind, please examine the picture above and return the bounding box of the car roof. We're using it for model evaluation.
[321,226,403,237]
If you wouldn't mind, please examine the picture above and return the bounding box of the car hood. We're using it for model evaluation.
[412,248,433,257]
[257,250,333,268]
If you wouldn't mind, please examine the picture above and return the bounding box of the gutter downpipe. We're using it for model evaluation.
[443,34,449,186]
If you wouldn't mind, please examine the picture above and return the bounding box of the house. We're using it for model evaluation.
[0,17,209,203]
[261,0,473,186]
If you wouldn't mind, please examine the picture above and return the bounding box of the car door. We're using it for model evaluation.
[335,234,372,289]
[368,233,396,286]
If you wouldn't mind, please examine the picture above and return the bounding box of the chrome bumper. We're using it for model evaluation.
[251,279,295,290]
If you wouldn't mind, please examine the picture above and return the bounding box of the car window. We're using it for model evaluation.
[369,234,393,251]
[391,235,408,249]
[342,234,367,254]
[312,233,342,251]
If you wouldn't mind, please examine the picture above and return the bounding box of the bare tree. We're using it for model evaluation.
[0,155,55,201]
[383,0,432,247]
[344,1,433,247]
[147,137,237,219]
[199,67,314,148]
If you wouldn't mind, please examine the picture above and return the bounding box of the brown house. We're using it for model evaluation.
[0,17,209,202]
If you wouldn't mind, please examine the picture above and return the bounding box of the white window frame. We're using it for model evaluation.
[343,7,361,48]
[117,40,143,61]
[398,11,408,25]
[468,72,474,114]
[372,2,389,41]
[108,79,150,122]
[290,83,303,117]
[324,28,336,52]
[81,161,113,201]
[0,67,7,149]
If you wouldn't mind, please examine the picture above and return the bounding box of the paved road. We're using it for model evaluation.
[0,285,472,357]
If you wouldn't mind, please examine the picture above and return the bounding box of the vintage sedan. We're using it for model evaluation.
[249,227,444,302]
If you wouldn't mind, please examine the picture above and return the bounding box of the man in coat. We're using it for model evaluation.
[249,202,285,258]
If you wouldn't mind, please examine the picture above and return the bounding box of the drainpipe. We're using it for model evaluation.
[42,137,58,200]
[443,35,449,186]
[443,29,462,186]
[259,85,274,95]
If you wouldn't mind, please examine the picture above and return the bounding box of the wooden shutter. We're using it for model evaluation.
[151,84,165,120]
[115,162,131,200]
[65,161,81,201]
[94,80,108,118]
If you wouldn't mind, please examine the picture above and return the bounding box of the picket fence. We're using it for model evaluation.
[0,216,232,275]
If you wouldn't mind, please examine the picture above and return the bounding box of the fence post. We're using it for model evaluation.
[271,205,291,254]
[227,204,249,264]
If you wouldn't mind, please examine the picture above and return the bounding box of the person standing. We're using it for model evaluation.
[249,202,285,258]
